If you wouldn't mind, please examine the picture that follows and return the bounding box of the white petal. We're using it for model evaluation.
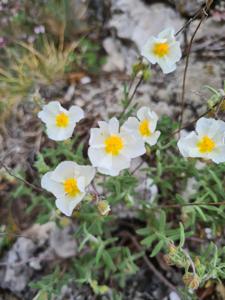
[177,131,199,157]
[98,120,109,132]
[137,106,149,121]
[38,110,55,124]
[46,124,74,141]
[121,117,139,133]
[89,128,106,147]
[68,106,84,123]
[211,145,225,163]
[158,57,176,74]
[196,118,214,137]
[78,165,96,186]
[196,118,225,142]
[108,117,119,134]
[121,132,146,158]
[158,28,175,42]
[112,154,131,171]
[77,176,85,192]
[41,171,64,198]
[97,167,120,176]
[52,161,78,182]
[55,194,84,216]
[145,131,161,146]
[141,36,158,64]
[168,41,182,63]
[39,101,68,121]
[88,147,112,169]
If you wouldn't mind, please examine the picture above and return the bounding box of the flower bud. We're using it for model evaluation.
[97,200,111,216]
[168,243,177,254]
[163,254,174,266]
[183,273,200,290]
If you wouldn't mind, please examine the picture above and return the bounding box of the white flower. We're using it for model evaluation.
[41,161,95,216]
[177,117,225,164]
[88,117,145,176]
[38,101,84,141]
[141,28,181,74]
[122,106,161,146]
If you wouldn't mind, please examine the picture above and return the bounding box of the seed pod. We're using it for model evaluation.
[163,254,174,266]
[97,200,111,216]
[183,272,200,290]
[168,243,177,254]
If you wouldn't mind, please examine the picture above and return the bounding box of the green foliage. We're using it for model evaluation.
[30,266,71,299]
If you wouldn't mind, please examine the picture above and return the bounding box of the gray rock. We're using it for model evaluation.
[0,222,77,294]
[169,0,204,16]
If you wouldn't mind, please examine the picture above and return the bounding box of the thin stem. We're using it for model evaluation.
[119,75,144,121]
[178,1,214,132]
[170,96,224,138]
[0,160,45,193]
[179,16,205,132]
[119,231,178,292]
[175,7,203,36]
[156,201,225,210]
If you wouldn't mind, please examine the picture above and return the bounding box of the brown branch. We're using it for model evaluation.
[0,160,45,193]
[170,96,224,138]
[119,230,178,292]
[175,7,203,36]
[178,1,214,132]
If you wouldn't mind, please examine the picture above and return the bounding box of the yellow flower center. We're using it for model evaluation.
[63,178,80,197]
[55,112,69,128]
[104,134,124,156]
[197,136,216,153]
[139,119,151,137]
[153,42,170,57]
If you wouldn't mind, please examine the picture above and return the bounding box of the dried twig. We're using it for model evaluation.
[179,1,214,132]
[120,230,178,292]
[0,160,44,193]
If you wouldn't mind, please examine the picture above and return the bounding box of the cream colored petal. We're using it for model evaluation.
[68,105,84,123]
[41,171,64,198]
[144,131,161,146]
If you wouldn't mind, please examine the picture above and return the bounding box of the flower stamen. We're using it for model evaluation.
[104,135,124,156]
[153,42,169,57]
[64,178,80,197]
[56,112,69,128]
[197,136,216,153]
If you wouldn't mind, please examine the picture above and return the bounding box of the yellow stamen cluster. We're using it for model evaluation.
[197,136,216,153]
[104,135,124,156]
[64,178,80,197]
[153,42,170,57]
[139,119,151,137]
[55,112,69,128]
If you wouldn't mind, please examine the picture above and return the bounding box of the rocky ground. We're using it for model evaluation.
[0,0,225,299]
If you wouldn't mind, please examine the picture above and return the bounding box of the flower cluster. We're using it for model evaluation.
[88,106,160,176]
[37,28,225,217]
[38,102,161,215]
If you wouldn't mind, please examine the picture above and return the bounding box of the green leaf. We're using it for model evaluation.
[179,222,185,248]
[150,240,164,257]
[141,234,157,247]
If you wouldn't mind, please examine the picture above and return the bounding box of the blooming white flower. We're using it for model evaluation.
[41,161,95,216]
[38,101,84,141]
[141,28,181,74]
[88,117,145,176]
[122,106,161,146]
[177,117,225,164]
